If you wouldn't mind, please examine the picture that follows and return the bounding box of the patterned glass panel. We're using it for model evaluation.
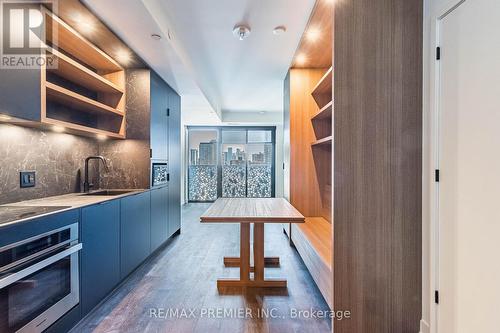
[188,165,217,201]
[222,165,246,197]
[247,165,272,198]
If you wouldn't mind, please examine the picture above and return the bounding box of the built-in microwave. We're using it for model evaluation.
[0,223,82,333]
[152,162,169,187]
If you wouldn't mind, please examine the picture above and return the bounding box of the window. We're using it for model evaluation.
[187,127,275,202]
[187,129,218,202]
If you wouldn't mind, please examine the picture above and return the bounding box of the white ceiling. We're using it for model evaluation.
[83,0,315,118]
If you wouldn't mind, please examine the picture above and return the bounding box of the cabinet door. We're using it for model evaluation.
[81,200,120,316]
[150,185,169,251]
[150,72,169,160]
[120,192,151,279]
[168,87,181,236]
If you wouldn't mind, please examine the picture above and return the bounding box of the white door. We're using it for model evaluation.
[437,1,500,332]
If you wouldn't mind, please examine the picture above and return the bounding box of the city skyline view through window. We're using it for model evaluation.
[187,127,275,202]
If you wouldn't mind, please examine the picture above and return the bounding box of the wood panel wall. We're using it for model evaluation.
[333,0,422,331]
[289,68,328,218]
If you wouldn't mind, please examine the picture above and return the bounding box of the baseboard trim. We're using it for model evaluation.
[420,319,430,333]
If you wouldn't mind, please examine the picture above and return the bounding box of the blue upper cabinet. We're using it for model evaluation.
[168,85,181,236]
[120,191,151,279]
[80,199,121,316]
[150,71,169,161]
[150,185,169,252]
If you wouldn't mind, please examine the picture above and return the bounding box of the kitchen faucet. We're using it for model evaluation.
[83,156,110,192]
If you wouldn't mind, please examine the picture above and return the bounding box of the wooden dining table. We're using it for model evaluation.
[200,198,305,288]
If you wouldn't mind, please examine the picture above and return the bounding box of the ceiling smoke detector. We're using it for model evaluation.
[233,24,251,40]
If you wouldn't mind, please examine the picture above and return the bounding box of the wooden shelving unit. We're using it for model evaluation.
[312,136,332,146]
[48,50,124,95]
[42,117,125,139]
[312,101,332,120]
[41,8,126,139]
[283,0,334,311]
[45,82,125,117]
[312,67,332,108]
[45,11,122,73]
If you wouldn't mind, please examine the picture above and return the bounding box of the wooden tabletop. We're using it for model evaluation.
[200,198,305,223]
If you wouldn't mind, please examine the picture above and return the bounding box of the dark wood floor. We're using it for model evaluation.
[71,203,331,333]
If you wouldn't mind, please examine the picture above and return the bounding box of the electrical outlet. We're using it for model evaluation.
[20,171,36,188]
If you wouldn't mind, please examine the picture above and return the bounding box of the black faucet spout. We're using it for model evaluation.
[83,156,109,193]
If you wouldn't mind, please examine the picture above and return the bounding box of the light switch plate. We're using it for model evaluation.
[20,171,36,188]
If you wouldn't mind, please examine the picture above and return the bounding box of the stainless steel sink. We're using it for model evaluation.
[81,190,135,196]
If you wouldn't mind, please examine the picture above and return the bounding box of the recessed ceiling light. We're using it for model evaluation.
[295,53,307,65]
[273,26,287,35]
[306,26,321,42]
[233,24,251,41]
[115,49,132,65]
[151,34,162,40]
[72,13,96,35]
[259,111,266,115]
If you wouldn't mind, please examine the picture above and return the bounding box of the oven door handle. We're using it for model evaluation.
[0,243,82,289]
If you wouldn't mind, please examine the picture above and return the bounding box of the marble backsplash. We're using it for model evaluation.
[0,124,99,205]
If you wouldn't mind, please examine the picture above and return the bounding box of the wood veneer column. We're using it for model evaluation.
[333,0,423,332]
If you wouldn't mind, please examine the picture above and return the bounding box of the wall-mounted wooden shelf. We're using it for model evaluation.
[48,49,124,95]
[312,136,332,146]
[41,117,125,139]
[45,11,122,73]
[312,67,333,108]
[312,101,333,120]
[45,82,124,117]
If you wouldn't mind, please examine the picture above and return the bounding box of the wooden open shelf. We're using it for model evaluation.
[48,49,124,95]
[312,136,332,146]
[312,67,333,108]
[312,101,332,120]
[45,11,122,73]
[41,117,125,139]
[45,82,124,117]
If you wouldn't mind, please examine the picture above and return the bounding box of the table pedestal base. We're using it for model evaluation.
[217,223,287,289]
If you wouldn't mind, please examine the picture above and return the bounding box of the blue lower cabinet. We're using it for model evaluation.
[80,199,121,317]
[120,191,151,279]
[150,186,169,252]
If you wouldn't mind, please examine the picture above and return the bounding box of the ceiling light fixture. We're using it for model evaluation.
[151,34,162,40]
[115,49,132,66]
[273,26,287,35]
[295,53,307,65]
[233,24,251,41]
[306,26,321,42]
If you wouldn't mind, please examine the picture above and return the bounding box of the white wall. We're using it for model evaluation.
[180,106,284,204]
[422,1,499,332]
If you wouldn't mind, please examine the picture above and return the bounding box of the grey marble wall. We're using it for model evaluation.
[0,124,99,205]
[99,69,151,189]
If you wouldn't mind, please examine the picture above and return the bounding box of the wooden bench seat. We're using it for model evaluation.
[288,217,332,308]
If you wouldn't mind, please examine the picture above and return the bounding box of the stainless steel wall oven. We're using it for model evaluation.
[0,223,82,333]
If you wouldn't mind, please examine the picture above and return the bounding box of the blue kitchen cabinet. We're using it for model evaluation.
[167,86,182,237]
[120,191,151,279]
[80,199,121,316]
[150,185,169,252]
